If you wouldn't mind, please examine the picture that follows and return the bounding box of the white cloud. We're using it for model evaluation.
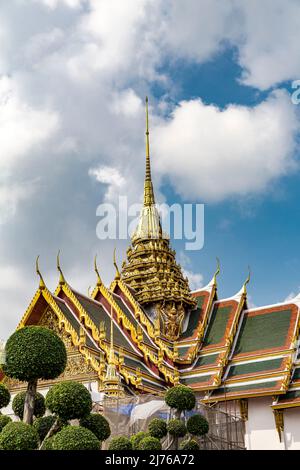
[31,0,84,9]
[153,90,299,202]
[0,180,38,224]
[0,76,59,170]
[183,269,204,291]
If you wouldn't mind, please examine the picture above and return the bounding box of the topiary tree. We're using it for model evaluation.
[0,421,39,450]
[179,439,200,450]
[138,436,162,450]
[130,431,150,450]
[52,425,100,450]
[33,415,57,442]
[45,381,92,421]
[148,418,167,439]
[167,418,187,438]
[80,414,110,445]
[13,391,45,420]
[108,436,132,450]
[3,326,67,424]
[0,415,12,432]
[42,380,92,448]
[187,414,209,436]
[165,385,196,416]
[0,383,10,411]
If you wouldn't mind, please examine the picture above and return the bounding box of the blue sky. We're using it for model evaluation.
[1,0,300,337]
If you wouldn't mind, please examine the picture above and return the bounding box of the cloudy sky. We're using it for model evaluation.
[1,0,300,338]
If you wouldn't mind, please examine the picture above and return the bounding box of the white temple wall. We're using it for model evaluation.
[283,407,300,450]
[246,397,284,450]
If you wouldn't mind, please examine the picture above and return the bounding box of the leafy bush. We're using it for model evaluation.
[33,415,57,441]
[0,415,12,432]
[187,414,209,436]
[52,425,100,450]
[138,436,162,450]
[80,413,110,442]
[3,326,67,382]
[165,385,196,412]
[46,381,92,421]
[180,439,200,450]
[40,435,55,450]
[130,431,149,450]
[0,421,39,450]
[0,384,10,409]
[167,418,187,437]
[148,418,167,439]
[108,436,132,450]
[12,391,45,420]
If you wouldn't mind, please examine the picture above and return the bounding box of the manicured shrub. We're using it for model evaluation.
[3,326,67,424]
[12,391,45,420]
[52,425,100,450]
[138,436,162,450]
[0,383,10,409]
[130,431,149,450]
[148,418,167,439]
[167,418,187,437]
[0,421,39,450]
[180,439,200,450]
[40,435,55,450]
[4,326,67,382]
[0,415,12,432]
[46,381,92,421]
[33,415,57,441]
[80,413,111,442]
[108,436,132,450]
[165,385,196,412]
[187,414,209,436]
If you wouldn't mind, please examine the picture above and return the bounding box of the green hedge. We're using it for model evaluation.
[4,326,67,381]
[167,418,187,437]
[138,436,162,450]
[12,391,45,420]
[0,415,12,432]
[80,413,111,442]
[180,439,200,450]
[0,421,39,450]
[0,383,10,409]
[33,415,57,441]
[187,414,209,436]
[165,385,196,412]
[148,418,167,439]
[46,381,92,420]
[130,431,149,450]
[52,426,100,450]
[108,436,132,450]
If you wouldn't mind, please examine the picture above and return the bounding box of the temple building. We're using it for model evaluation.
[2,98,300,450]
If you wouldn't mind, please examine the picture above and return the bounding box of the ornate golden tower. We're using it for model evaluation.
[100,304,124,398]
[121,97,196,341]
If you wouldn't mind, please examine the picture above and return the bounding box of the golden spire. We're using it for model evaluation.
[213,257,221,284]
[243,266,251,295]
[57,250,66,285]
[36,256,45,290]
[94,254,102,287]
[144,96,155,207]
[113,248,120,280]
[109,302,114,364]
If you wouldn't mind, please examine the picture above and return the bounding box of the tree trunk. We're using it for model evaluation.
[39,418,60,450]
[23,379,37,425]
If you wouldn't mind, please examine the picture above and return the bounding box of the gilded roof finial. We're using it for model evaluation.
[36,256,45,290]
[113,248,120,280]
[144,96,155,207]
[213,257,221,284]
[243,266,251,294]
[94,254,102,287]
[57,250,66,285]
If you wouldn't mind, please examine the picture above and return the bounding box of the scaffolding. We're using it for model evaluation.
[101,395,245,450]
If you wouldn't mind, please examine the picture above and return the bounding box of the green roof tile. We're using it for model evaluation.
[234,309,292,354]
[203,304,232,346]
[194,353,218,367]
[228,358,283,378]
